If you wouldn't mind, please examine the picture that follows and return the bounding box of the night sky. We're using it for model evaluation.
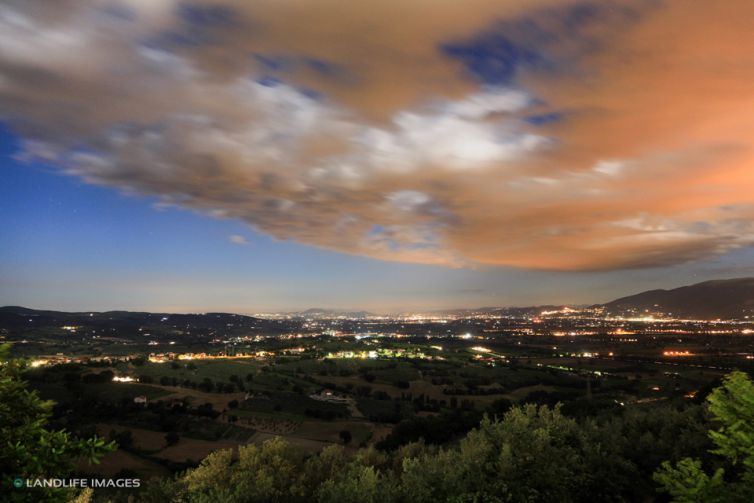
[1,1,753,313]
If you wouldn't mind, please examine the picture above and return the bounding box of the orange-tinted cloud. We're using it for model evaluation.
[1,0,753,271]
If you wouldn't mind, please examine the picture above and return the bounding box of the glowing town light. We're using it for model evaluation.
[471,346,491,353]
[112,376,136,383]
[459,333,473,339]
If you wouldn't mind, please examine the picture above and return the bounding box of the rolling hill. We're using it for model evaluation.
[602,277,754,319]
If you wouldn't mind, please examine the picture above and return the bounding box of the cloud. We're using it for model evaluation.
[229,234,250,246]
[2,0,754,271]
[386,191,431,212]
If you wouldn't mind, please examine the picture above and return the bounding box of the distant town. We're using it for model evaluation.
[2,279,754,502]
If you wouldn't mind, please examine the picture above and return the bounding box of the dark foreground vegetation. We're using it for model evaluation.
[2,342,754,503]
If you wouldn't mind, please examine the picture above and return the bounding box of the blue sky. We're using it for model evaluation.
[1,1,753,313]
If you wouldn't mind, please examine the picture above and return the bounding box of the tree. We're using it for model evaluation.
[200,377,214,392]
[0,344,115,502]
[654,371,754,502]
[316,465,386,503]
[586,402,710,500]
[398,404,639,503]
[149,401,713,502]
[176,437,309,501]
[131,355,148,366]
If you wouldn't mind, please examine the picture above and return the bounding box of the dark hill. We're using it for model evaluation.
[0,306,270,341]
[603,278,754,319]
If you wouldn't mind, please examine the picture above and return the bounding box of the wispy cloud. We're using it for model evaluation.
[229,234,250,246]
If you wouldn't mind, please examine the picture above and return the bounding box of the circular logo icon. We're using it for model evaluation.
[13,478,24,488]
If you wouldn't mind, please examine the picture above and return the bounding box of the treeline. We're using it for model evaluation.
[140,374,241,393]
[132,372,753,503]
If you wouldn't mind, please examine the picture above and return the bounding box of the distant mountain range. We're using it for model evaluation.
[601,277,754,319]
[425,306,567,317]
[0,306,267,339]
[419,278,754,320]
[2,277,753,325]
[291,308,376,319]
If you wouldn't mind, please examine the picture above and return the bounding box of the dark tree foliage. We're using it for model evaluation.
[654,371,754,502]
[377,409,483,450]
[0,344,115,503]
[134,373,754,503]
